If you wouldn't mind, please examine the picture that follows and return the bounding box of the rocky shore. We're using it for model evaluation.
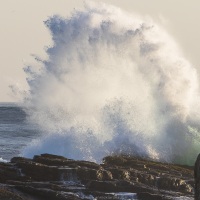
[0,154,194,200]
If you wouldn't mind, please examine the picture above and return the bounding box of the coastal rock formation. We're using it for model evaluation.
[195,154,200,200]
[0,154,194,199]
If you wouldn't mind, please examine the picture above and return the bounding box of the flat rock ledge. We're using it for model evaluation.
[0,154,194,200]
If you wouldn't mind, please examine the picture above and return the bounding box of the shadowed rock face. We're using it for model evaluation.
[0,154,194,200]
[195,154,200,200]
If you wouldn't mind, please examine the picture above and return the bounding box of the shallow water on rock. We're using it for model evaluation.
[173,197,193,200]
[108,192,138,200]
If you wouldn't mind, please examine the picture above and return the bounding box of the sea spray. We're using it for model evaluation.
[20,2,200,165]
[0,157,8,163]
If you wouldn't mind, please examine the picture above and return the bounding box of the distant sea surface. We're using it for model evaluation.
[0,103,40,161]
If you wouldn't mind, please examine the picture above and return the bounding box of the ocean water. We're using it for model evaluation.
[6,2,200,166]
[0,103,40,161]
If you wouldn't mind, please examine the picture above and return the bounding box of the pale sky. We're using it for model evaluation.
[1,0,200,102]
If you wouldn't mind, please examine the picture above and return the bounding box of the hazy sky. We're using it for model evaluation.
[1,0,200,102]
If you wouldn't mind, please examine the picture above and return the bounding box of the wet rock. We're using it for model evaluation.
[87,179,158,195]
[108,168,130,180]
[0,162,27,183]
[103,156,128,166]
[0,188,24,200]
[137,192,167,200]
[195,153,200,200]
[15,161,61,181]
[138,173,156,185]
[33,155,73,166]
[0,154,195,199]
[11,157,32,163]
[15,185,82,200]
[76,168,113,183]
[77,167,98,182]
[96,169,113,181]
[34,154,100,169]
[87,180,117,192]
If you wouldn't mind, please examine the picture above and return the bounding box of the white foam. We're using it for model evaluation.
[19,2,200,165]
[112,192,138,199]
[0,157,8,163]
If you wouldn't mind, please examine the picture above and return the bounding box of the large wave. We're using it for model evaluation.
[21,2,200,165]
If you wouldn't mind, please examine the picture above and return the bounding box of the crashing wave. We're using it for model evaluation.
[20,2,200,165]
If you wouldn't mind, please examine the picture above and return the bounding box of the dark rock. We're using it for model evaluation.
[195,153,200,200]
[137,192,168,200]
[87,179,159,195]
[108,168,130,180]
[103,156,128,166]
[33,154,73,166]
[96,169,113,180]
[11,157,32,163]
[158,176,193,194]
[0,162,28,183]
[15,185,82,200]
[33,154,100,170]
[87,180,117,192]
[77,167,98,181]
[76,168,113,183]
[0,188,24,200]
[0,153,195,199]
